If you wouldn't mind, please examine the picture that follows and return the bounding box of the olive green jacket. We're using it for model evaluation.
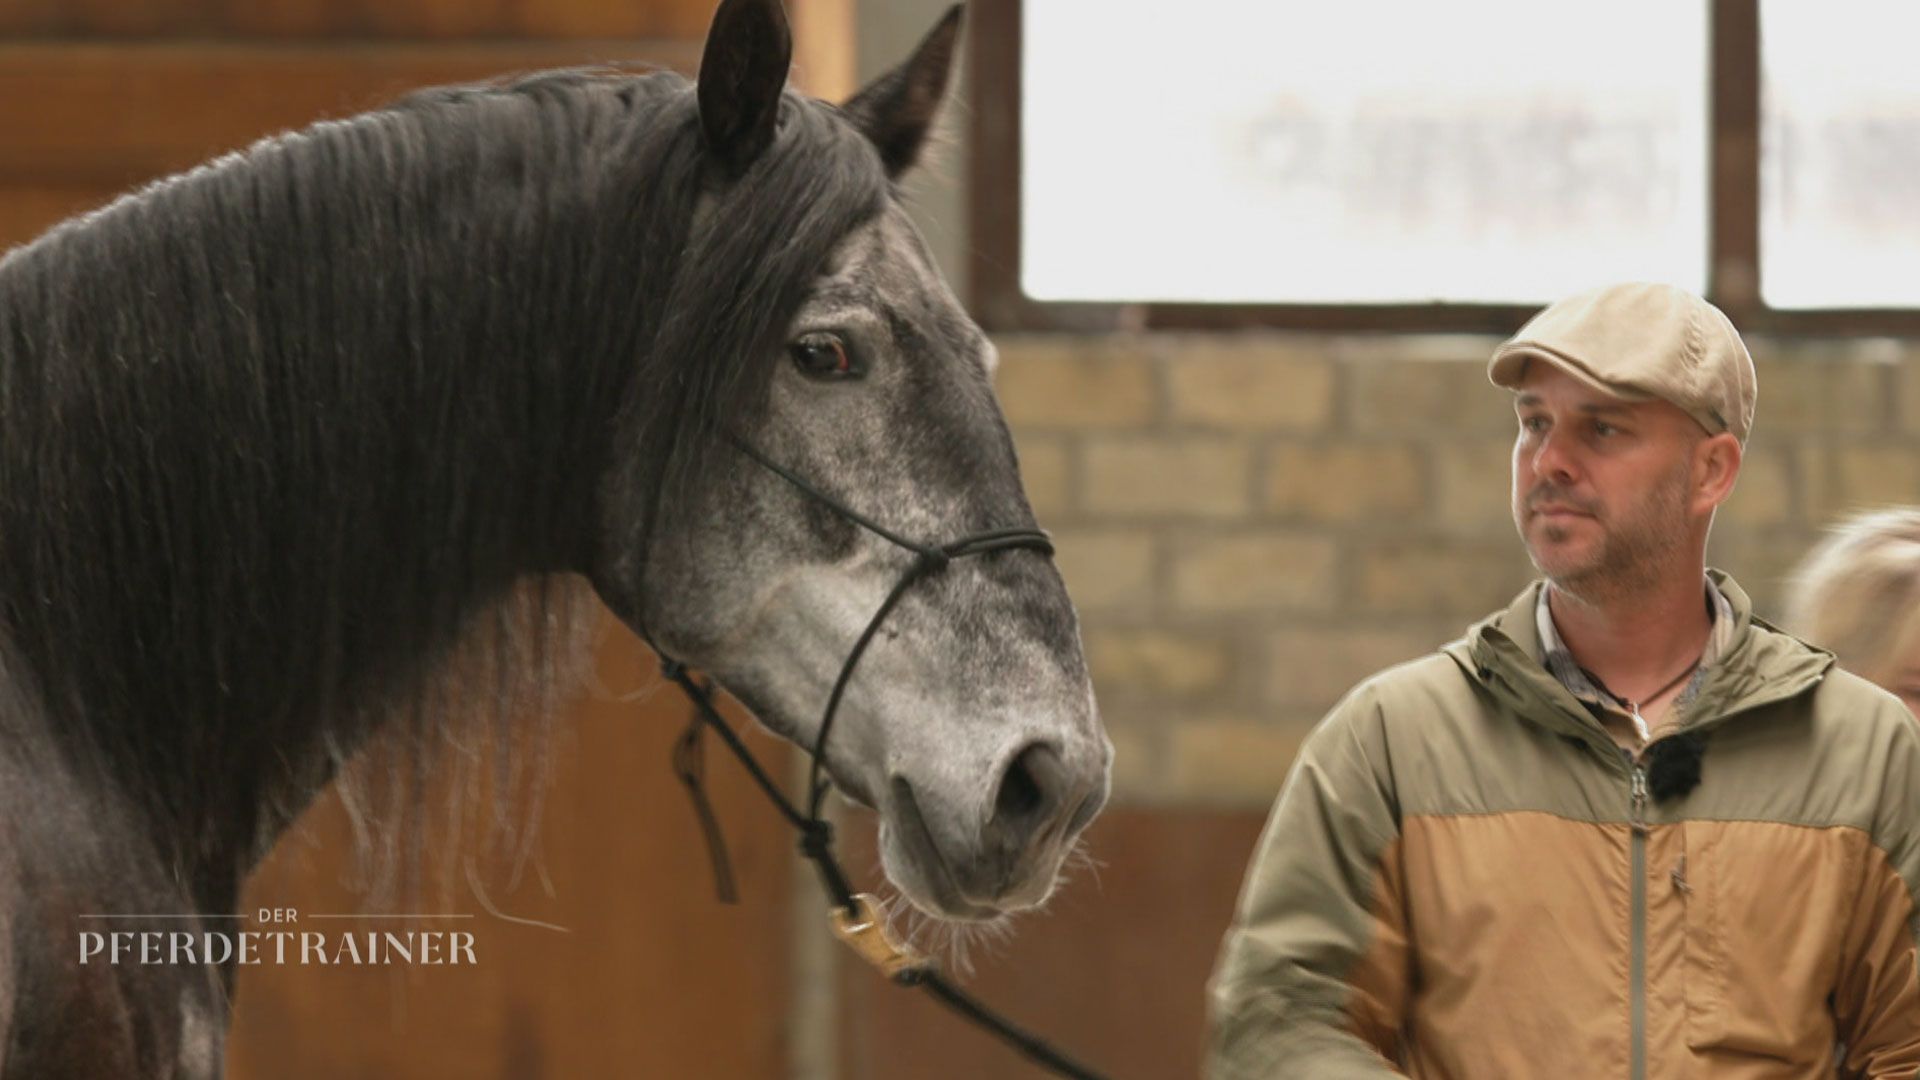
[1208,572,1920,1079]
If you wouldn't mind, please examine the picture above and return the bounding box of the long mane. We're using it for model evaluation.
[0,65,889,905]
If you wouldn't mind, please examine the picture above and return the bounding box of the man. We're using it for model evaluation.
[1207,283,1920,1078]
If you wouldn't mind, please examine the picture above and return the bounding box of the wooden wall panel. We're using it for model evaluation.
[0,0,718,40]
[835,809,1269,1080]
[0,184,126,250]
[227,624,801,1079]
[0,43,701,188]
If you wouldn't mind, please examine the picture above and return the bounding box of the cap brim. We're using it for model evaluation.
[1488,344,1656,403]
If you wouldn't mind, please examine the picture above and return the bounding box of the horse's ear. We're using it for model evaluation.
[841,4,963,178]
[697,0,793,176]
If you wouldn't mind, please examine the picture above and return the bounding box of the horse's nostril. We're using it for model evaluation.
[992,743,1065,840]
[997,752,1045,822]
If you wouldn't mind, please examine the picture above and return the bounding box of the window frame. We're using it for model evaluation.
[967,0,1920,336]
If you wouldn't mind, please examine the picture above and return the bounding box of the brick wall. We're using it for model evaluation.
[995,332,1920,809]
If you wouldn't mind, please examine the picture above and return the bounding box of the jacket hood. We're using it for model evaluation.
[1443,570,1835,746]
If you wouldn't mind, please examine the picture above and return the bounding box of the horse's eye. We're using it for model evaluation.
[789,333,862,380]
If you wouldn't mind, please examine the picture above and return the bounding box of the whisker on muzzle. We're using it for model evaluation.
[1058,836,1106,894]
[868,883,1020,978]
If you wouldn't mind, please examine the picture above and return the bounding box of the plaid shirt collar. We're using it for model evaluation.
[1536,575,1735,742]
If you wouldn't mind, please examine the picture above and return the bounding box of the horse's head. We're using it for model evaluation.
[589,0,1109,922]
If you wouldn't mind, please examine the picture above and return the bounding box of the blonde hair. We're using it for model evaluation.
[1786,507,1920,685]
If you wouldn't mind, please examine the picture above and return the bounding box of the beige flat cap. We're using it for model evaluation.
[1488,282,1757,443]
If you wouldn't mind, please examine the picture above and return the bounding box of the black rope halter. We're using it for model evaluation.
[646,438,1107,1080]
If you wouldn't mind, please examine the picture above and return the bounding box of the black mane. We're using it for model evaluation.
[0,65,888,907]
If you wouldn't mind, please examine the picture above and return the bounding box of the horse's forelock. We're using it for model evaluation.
[612,91,893,586]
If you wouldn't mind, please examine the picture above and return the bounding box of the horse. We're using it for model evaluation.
[0,1,1111,1073]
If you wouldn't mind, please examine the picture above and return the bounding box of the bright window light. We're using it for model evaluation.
[1761,0,1920,309]
[1020,1,1710,305]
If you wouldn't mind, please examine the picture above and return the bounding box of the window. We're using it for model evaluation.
[1020,1,1708,306]
[1761,0,1920,309]
[970,0,1914,333]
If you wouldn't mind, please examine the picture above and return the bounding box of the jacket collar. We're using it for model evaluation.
[1446,570,1834,749]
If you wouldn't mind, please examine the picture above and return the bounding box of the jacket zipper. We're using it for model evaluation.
[1629,763,1649,1080]
[1470,631,1830,1080]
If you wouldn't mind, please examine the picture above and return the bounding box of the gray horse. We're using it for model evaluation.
[0,0,1109,1074]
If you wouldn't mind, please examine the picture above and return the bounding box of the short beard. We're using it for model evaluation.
[1522,458,1693,605]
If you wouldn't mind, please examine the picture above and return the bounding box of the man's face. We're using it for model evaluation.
[1510,363,1703,593]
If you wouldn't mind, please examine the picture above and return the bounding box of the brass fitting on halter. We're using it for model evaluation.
[830,893,932,981]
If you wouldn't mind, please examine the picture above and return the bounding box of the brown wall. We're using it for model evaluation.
[834,809,1267,1080]
[229,629,800,1079]
[0,12,707,254]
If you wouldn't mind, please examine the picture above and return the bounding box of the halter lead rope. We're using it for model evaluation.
[650,440,1108,1080]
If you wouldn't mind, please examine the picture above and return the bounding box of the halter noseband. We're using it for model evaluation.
[647,439,1104,1080]
[729,439,1054,826]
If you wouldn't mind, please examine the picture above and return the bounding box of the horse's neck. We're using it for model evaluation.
[0,117,620,902]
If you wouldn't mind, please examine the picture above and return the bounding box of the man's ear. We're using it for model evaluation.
[1694,432,1744,514]
[697,0,793,177]
[840,4,963,177]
